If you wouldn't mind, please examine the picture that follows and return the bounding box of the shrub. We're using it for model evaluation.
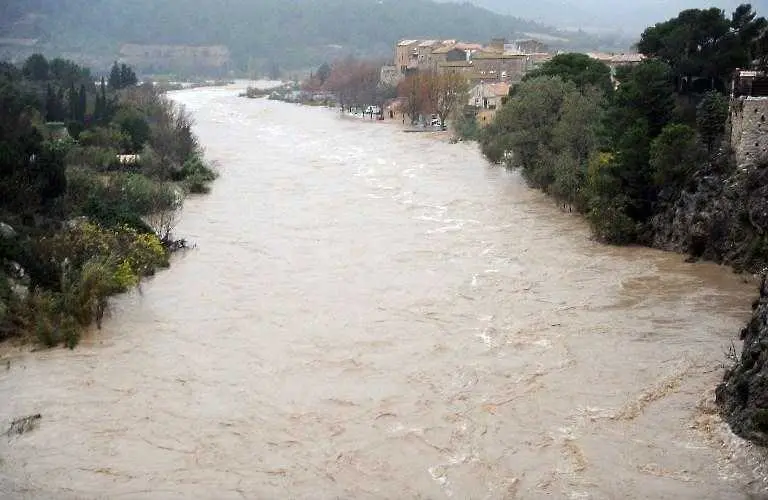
[454,110,480,140]
[587,196,637,244]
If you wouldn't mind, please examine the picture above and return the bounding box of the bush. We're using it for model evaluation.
[176,155,218,182]
[25,222,169,347]
[587,196,637,244]
[184,174,212,194]
[454,110,480,140]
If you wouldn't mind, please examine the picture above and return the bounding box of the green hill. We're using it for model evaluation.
[0,0,628,75]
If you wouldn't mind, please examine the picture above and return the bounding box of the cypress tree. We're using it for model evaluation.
[77,84,87,123]
[119,64,137,87]
[45,84,55,122]
[108,62,121,90]
[68,83,77,121]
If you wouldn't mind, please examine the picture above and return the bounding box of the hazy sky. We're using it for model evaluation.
[443,0,768,32]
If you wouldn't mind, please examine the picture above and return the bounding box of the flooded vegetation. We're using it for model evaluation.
[1,85,766,498]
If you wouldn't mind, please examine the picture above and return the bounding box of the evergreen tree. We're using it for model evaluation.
[23,54,49,81]
[77,84,87,123]
[94,77,107,123]
[68,83,78,121]
[317,62,331,85]
[119,64,137,87]
[45,84,57,121]
[696,90,729,152]
[108,62,121,90]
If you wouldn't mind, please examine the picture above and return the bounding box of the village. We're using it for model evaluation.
[253,37,645,131]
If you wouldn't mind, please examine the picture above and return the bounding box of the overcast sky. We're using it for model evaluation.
[440,0,768,33]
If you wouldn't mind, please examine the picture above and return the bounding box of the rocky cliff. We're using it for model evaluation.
[649,97,768,444]
[649,157,768,273]
[717,274,768,446]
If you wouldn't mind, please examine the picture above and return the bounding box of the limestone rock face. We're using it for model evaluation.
[649,160,768,273]
[717,275,768,446]
[648,155,768,445]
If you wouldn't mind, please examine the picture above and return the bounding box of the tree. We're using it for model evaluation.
[638,5,767,90]
[49,58,91,87]
[606,60,675,140]
[696,90,729,152]
[323,58,380,112]
[548,86,604,209]
[119,64,137,88]
[67,84,80,121]
[114,107,151,153]
[77,84,87,123]
[397,72,429,124]
[650,123,700,190]
[424,71,469,130]
[45,84,65,122]
[317,62,331,85]
[108,62,137,90]
[481,76,573,176]
[525,53,613,94]
[108,62,121,90]
[23,54,49,81]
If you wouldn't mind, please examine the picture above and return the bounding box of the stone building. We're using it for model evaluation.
[395,40,421,74]
[730,71,768,167]
[512,39,548,54]
[392,38,548,82]
[471,50,529,82]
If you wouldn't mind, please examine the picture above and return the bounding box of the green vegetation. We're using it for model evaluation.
[0,54,216,347]
[480,3,766,244]
[523,52,613,93]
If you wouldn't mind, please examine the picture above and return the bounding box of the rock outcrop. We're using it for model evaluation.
[649,153,768,445]
[717,275,768,446]
[649,157,768,273]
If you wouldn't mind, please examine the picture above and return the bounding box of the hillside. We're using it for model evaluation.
[0,0,629,75]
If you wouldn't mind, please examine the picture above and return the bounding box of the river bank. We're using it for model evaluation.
[1,85,767,497]
[0,56,217,348]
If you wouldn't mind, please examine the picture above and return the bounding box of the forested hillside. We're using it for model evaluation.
[0,0,625,73]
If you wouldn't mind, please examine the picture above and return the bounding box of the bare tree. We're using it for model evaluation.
[397,72,429,124]
[424,71,469,130]
[144,184,183,244]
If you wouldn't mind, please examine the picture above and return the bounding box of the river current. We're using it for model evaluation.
[1,84,767,499]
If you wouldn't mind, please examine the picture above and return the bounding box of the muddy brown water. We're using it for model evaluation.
[1,84,767,499]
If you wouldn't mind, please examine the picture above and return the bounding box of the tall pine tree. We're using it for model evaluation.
[108,62,121,90]
[77,84,87,123]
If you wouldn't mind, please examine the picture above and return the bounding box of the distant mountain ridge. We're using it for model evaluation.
[447,0,768,33]
[0,0,632,74]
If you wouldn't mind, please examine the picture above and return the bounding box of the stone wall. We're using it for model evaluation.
[730,96,768,167]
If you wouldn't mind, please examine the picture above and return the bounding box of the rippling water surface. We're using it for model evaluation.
[1,84,766,498]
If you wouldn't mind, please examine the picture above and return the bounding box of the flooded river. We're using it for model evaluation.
[1,84,767,498]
